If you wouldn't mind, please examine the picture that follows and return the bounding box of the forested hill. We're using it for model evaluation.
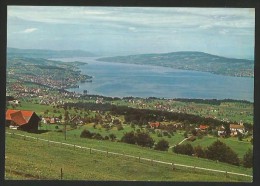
[97,51,254,77]
[7,47,96,58]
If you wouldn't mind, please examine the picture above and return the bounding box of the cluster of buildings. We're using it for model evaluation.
[18,73,79,89]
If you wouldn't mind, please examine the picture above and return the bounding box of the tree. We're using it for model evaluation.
[64,110,69,121]
[183,131,188,138]
[93,133,103,140]
[109,133,117,141]
[136,132,154,148]
[243,149,253,168]
[121,131,136,144]
[117,124,124,131]
[205,140,240,166]
[223,123,231,137]
[154,139,169,151]
[80,129,93,138]
[194,145,206,158]
[173,143,194,156]
[237,131,243,141]
[44,109,49,115]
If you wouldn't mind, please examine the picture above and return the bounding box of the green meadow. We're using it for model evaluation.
[5,128,252,181]
[6,98,253,181]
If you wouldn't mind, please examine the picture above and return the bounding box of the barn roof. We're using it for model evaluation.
[6,109,39,126]
[10,111,27,125]
[199,125,209,130]
[230,124,245,129]
[149,122,160,127]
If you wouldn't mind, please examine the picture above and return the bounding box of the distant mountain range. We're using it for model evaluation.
[97,51,254,77]
[7,48,96,58]
[7,48,254,77]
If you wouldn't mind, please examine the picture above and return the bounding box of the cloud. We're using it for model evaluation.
[22,28,38,33]
[219,29,229,35]
[7,6,254,33]
[128,27,137,32]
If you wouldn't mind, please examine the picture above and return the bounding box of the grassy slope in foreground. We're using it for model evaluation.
[5,130,252,181]
[97,51,254,77]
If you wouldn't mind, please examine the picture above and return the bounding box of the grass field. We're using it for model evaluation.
[5,99,253,181]
[38,122,252,159]
[5,128,252,181]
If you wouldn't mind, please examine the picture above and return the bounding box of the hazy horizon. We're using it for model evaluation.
[7,7,255,59]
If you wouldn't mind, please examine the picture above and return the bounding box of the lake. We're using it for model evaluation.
[53,57,254,102]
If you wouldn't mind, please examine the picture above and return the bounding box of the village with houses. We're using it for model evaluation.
[5,55,253,181]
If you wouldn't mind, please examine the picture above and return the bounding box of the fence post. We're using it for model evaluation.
[74,144,75,150]
[226,171,228,178]
[90,148,92,154]
[106,151,108,157]
[139,156,141,163]
[60,168,63,180]
[172,163,175,170]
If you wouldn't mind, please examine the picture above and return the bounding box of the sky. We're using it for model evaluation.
[7,6,255,59]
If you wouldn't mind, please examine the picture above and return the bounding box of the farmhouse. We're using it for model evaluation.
[217,125,226,136]
[149,122,160,129]
[230,124,245,136]
[6,109,41,132]
[199,125,209,131]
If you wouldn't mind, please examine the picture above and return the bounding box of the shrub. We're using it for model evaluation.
[163,131,169,136]
[93,133,103,140]
[121,131,136,144]
[183,131,188,138]
[150,129,156,134]
[197,132,203,139]
[173,143,194,156]
[187,136,196,142]
[104,136,109,140]
[80,129,93,138]
[194,145,206,158]
[117,125,124,131]
[154,139,169,151]
[243,149,253,168]
[136,132,154,148]
[109,133,117,141]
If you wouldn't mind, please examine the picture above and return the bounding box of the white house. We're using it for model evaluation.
[230,124,245,136]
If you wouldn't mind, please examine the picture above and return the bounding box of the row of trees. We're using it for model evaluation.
[65,102,227,127]
[80,129,117,141]
[80,129,170,151]
[120,131,170,151]
[173,141,253,168]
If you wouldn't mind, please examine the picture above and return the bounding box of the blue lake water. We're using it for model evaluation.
[54,57,254,102]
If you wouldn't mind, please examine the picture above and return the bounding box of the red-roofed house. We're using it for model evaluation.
[6,109,41,132]
[199,125,209,131]
[149,122,160,129]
